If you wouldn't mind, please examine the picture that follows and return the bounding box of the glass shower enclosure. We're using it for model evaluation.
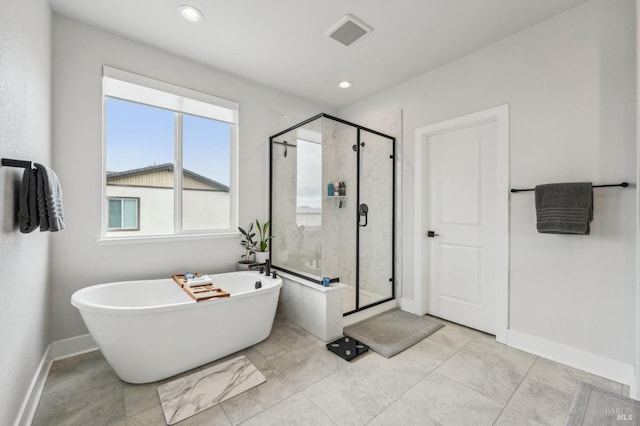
[269,113,395,315]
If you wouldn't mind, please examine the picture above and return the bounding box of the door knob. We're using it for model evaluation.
[359,204,369,227]
[427,231,439,237]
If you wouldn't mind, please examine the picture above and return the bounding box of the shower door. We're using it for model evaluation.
[356,129,394,310]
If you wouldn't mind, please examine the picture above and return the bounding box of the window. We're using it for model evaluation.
[108,198,139,230]
[102,66,238,239]
[296,138,322,228]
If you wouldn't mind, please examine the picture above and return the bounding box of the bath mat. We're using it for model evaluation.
[326,336,369,361]
[157,355,265,425]
[344,309,444,358]
[566,382,640,425]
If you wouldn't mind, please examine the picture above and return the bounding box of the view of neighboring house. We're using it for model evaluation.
[106,163,230,237]
[296,205,321,227]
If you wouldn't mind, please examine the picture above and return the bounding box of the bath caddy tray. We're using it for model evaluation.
[171,274,230,302]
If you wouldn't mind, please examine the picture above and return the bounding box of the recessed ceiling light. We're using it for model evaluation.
[338,81,352,89]
[178,5,203,22]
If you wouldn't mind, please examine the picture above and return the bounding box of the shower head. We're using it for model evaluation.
[272,139,296,158]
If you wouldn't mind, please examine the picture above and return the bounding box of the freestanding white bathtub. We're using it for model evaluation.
[71,271,282,384]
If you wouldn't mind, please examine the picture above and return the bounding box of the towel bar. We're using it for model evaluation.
[1,158,35,169]
[510,182,629,193]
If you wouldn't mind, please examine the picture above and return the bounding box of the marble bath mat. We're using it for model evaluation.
[157,355,265,425]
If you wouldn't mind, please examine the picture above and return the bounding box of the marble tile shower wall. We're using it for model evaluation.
[321,124,357,288]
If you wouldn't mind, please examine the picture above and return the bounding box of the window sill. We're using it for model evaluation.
[97,232,239,246]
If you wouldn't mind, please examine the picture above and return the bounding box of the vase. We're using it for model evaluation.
[255,251,269,264]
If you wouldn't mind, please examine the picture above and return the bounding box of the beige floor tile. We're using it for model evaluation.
[527,357,622,396]
[253,321,316,360]
[436,351,524,404]
[348,351,428,399]
[123,381,161,418]
[261,343,348,399]
[33,378,125,426]
[461,334,536,376]
[499,377,573,426]
[426,322,481,350]
[43,350,120,398]
[397,337,458,372]
[303,368,395,426]
[241,392,335,426]
[401,372,503,426]
[126,406,166,426]
[220,364,296,425]
[493,410,549,426]
[368,398,442,426]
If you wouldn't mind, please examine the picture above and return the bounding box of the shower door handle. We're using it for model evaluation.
[359,204,369,227]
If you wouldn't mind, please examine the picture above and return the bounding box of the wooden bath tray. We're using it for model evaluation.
[171,273,230,302]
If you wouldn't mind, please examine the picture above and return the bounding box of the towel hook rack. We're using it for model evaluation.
[1,158,35,169]
[510,182,629,193]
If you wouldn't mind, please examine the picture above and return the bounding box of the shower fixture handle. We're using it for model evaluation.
[427,231,439,237]
[359,203,369,227]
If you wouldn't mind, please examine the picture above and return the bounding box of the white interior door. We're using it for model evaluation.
[426,121,497,334]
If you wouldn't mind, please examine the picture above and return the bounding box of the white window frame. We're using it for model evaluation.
[101,66,239,241]
[107,197,140,231]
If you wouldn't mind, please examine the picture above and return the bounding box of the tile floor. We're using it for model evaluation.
[33,315,627,426]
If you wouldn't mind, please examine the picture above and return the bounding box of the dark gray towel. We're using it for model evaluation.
[35,163,65,232]
[535,182,593,235]
[18,168,39,233]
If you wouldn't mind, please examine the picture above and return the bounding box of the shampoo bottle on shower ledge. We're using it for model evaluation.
[339,182,346,196]
[328,183,334,196]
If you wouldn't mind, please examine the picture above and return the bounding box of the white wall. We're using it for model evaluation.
[635,0,640,395]
[0,0,52,423]
[340,0,636,365]
[51,14,332,341]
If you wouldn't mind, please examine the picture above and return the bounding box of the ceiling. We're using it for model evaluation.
[49,0,590,108]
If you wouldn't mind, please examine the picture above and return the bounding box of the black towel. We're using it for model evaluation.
[535,182,593,235]
[18,168,39,233]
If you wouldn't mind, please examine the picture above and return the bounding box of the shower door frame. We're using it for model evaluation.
[268,113,396,315]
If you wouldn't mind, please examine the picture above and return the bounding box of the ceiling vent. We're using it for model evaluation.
[325,14,372,47]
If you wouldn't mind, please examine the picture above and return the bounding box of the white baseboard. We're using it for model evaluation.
[50,333,97,360]
[13,346,52,426]
[507,329,635,386]
[343,300,398,327]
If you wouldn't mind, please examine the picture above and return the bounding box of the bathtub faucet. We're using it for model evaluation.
[249,259,270,276]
